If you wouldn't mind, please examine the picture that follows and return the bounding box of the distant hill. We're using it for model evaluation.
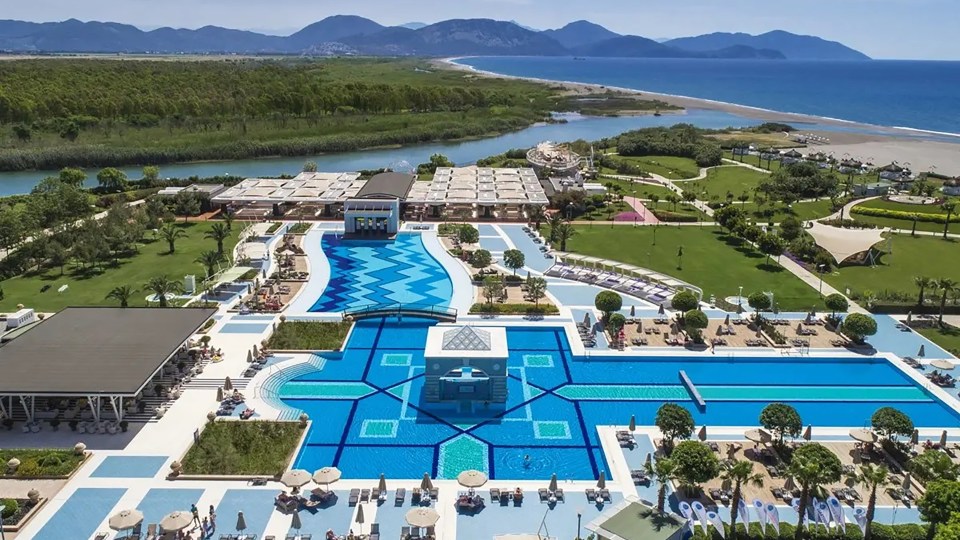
[286,15,384,50]
[665,30,870,60]
[573,35,784,59]
[541,20,621,49]
[346,19,566,56]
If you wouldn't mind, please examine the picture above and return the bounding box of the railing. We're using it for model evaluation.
[343,303,458,322]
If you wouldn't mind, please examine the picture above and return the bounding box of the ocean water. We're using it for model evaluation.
[458,57,960,135]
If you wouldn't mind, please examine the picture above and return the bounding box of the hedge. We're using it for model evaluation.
[652,209,699,222]
[469,303,559,315]
[851,206,960,224]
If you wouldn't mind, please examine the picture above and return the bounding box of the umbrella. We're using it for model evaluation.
[637,321,643,333]
[629,415,636,432]
[631,305,636,317]
[931,359,955,370]
[645,453,653,466]
[583,312,592,327]
[902,473,912,491]
[797,323,804,334]
[658,304,665,315]
[246,350,253,363]
[290,511,302,532]
[457,469,488,488]
[405,507,440,528]
[906,312,912,324]
[253,344,259,356]
[312,466,342,485]
[109,509,144,532]
[224,377,233,391]
[237,511,247,533]
[698,426,707,442]
[849,429,877,443]
[918,345,926,358]
[802,425,812,441]
[745,429,771,443]
[548,473,558,493]
[716,325,724,336]
[160,511,193,532]
[356,503,365,533]
[940,430,949,448]
[784,476,796,491]
[597,471,606,489]
[911,429,919,445]
[724,314,730,325]
[281,469,312,489]
[737,304,744,315]
[421,473,434,491]
[216,387,224,402]
[378,473,387,493]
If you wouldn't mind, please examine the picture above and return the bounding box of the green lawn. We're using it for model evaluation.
[859,198,955,214]
[181,421,303,476]
[743,199,840,222]
[850,198,960,234]
[822,234,960,299]
[599,177,678,201]
[679,165,769,202]
[609,155,702,179]
[563,226,823,310]
[267,321,353,350]
[917,326,960,357]
[0,221,241,312]
[725,153,783,172]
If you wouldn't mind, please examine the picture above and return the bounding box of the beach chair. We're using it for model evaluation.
[555,488,564,502]
[426,526,436,539]
[401,526,411,540]
[585,488,596,502]
[538,488,549,502]
[490,487,500,502]
[349,488,360,506]
[395,488,406,506]
[372,488,381,501]
[147,524,158,540]
[429,487,439,500]
[369,523,381,540]
[411,527,421,539]
[412,488,421,503]
[600,488,612,502]
[130,522,143,540]
[361,488,371,502]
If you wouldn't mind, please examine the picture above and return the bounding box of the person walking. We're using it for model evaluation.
[191,503,201,528]
[209,504,216,529]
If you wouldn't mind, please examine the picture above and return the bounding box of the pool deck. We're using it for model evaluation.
[12,221,960,540]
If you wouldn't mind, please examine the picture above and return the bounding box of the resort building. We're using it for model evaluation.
[405,167,549,220]
[211,172,365,218]
[526,141,581,176]
[342,172,416,236]
[423,325,509,404]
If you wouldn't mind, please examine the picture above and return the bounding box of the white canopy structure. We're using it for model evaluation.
[807,222,887,264]
[212,172,364,204]
[406,167,549,206]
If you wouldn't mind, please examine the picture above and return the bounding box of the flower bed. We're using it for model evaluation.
[0,449,85,478]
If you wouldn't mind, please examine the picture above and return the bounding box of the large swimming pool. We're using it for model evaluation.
[277,318,960,481]
[309,233,453,312]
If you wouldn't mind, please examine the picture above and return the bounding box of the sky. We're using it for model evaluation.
[5,0,959,60]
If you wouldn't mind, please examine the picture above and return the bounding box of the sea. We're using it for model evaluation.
[457,57,960,136]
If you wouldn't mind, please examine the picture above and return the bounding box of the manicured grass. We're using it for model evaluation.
[599,177,677,200]
[859,198,955,214]
[680,165,769,202]
[0,449,85,477]
[611,155,702,179]
[180,421,303,476]
[850,198,960,234]
[267,321,353,350]
[822,235,960,299]
[726,153,783,172]
[563,226,823,311]
[287,223,313,234]
[743,199,840,222]
[0,221,242,312]
[916,325,960,357]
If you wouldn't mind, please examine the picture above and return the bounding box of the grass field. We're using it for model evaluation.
[0,221,241,312]
[822,234,960,299]
[680,165,769,202]
[605,155,702,179]
[917,326,960,357]
[850,198,960,234]
[563,225,823,310]
[266,321,353,350]
[599,177,678,200]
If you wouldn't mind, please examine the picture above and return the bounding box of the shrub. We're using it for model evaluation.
[684,309,709,342]
[842,313,878,344]
[468,303,559,315]
[671,290,699,312]
[651,209,698,222]
[595,291,623,322]
[1,499,18,519]
[608,313,627,335]
[180,421,303,475]
[747,291,771,312]
[470,249,492,268]
[824,293,849,316]
[267,321,352,350]
[851,206,960,224]
[458,224,480,244]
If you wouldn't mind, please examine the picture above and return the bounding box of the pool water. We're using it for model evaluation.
[278,318,960,481]
[309,233,453,313]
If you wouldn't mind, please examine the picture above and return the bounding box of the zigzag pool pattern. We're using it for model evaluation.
[309,233,453,313]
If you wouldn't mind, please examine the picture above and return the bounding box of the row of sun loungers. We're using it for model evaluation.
[546,265,673,303]
[631,470,651,485]
[400,525,434,540]
[585,488,612,503]
[617,430,636,448]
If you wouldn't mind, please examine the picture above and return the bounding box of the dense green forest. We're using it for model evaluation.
[0,58,575,171]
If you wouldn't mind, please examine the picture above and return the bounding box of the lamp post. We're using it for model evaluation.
[577,508,584,540]
[817,264,826,298]
[738,285,743,309]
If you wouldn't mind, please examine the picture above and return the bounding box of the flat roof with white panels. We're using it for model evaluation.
[212,172,363,204]
[406,167,549,206]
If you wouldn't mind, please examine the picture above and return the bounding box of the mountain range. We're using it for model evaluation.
[0,16,870,60]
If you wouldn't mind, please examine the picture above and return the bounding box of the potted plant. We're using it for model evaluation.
[68,420,78,432]
[49,419,61,431]
[119,420,129,432]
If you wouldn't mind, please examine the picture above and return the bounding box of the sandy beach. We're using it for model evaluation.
[438,58,960,176]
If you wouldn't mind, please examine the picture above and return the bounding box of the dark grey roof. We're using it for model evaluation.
[355,172,416,199]
[0,307,215,396]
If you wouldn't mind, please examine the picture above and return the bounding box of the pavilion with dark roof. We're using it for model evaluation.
[0,307,215,424]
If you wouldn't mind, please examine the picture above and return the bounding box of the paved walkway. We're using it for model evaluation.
[620,196,659,223]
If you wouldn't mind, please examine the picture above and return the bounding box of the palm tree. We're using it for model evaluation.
[910,213,920,237]
[722,460,765,539]
[145,275,184,308]
[942,200,957,239]
[546,212,565,242]
[935,278,958,324]
[554,222,577,252]
[915,276,933,306]
[789,456,836,540]
[528,205,546,230]
[158,223,187,253]
[222,211,235,231]
[196,250,224,279]
[846,464,889,540]
[105,285,138,308]
[644,457,678,514]
[204,222,230,254]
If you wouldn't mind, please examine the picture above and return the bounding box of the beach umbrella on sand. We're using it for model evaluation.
[109,509,144,532]
[631,305,636,317]
[698,426,707,442]
[737,304,744,315]
[911,429,919,446]
[421,473,434,491]
[313,467,342,486]
[355,504,365,534]
[290,511,302,533]
[253,344,259,356]
[797,323,804,334]
[548,473,558,493]
[918,345,926,358]
[597,471,606,489]
[784,476,796,491]
[281,469,312,490]
[237,511,247,533]
[224,377,233,391]
[159,511,193,532]
[216,387,224,402]
[802,425,812,441]
[932,359,955,370]
[458,470,488,488]
[629,415,636,432]
[637,320,643,333]
[941,430,949,448]
[378,473,387,493]
[405,507,440,528]
[658,304,666,316]
[716,325,724,336]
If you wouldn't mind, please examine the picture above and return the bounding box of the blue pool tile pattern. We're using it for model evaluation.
[91,456,168,478]
[135,488,205,531]
[214,489,277,538]
[310,233,453,312]
[33,488,126,540]
[219,323,271,334]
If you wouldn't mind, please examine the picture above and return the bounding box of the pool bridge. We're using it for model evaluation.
[343,303,458,322]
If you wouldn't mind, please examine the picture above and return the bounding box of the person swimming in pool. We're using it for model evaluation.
[523,454,531,467]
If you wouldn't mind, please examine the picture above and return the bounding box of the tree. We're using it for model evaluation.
[196,250,225,279]
[482,275,504,305]
[594,291,622,323]
[457,224,479,244]
[503,249,525,275]
[655,403,695,452]
[842,313,878,344]
[58,167,87,187]
[59,120,79,141]
[105,285,138,308]
[684,309,709,343]
[824,293,849,317]
[204,222,231,254]
[779,216,803,241]
[45,241,69,275]
[222,211,235,231]
[723,460,764,540]
[759,403,802,444]
[303,161,318,173]
[916,276,934,306]
[757,233,786,265]
[715,205,747,233]
[608,313,627,335]
[935,278,958,325]
[97,167,129,192]
[671,290,699,312]
[912,450,960,483]
[671,440,720,495]
[158,223,187,253]
[528,206,546,230]
[526,277,547,307]
[847,464,890,540]
[788,443,843,540]
[871,407,913,442]
[918,481,960,539]
[942,200,957,240]
[173,191,201,220]
[142,165,160,182]
[12,124,31,142]
[416,153,454,175]
[936,514,960,540]
[145,275,183,308]
[644,457,678,514]
[747,291,771,314]
[470,249,492,268]
[546,213,565,242]
[554,222,576,251]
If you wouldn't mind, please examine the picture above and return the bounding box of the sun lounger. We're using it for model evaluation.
[538,488,549,502]
[426,526,435,539]
[555,488,564,501]
[490,488,501,502]
[370,523,380,540]
[585,488,596,502]
[361,488,370,502]
[395,488,406,506]
[600,488,611,502]
[411,528,421,539]
[401,526,411,540]
[146,524,157,540]
[430,487,439,500]
[349,488,360,506]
